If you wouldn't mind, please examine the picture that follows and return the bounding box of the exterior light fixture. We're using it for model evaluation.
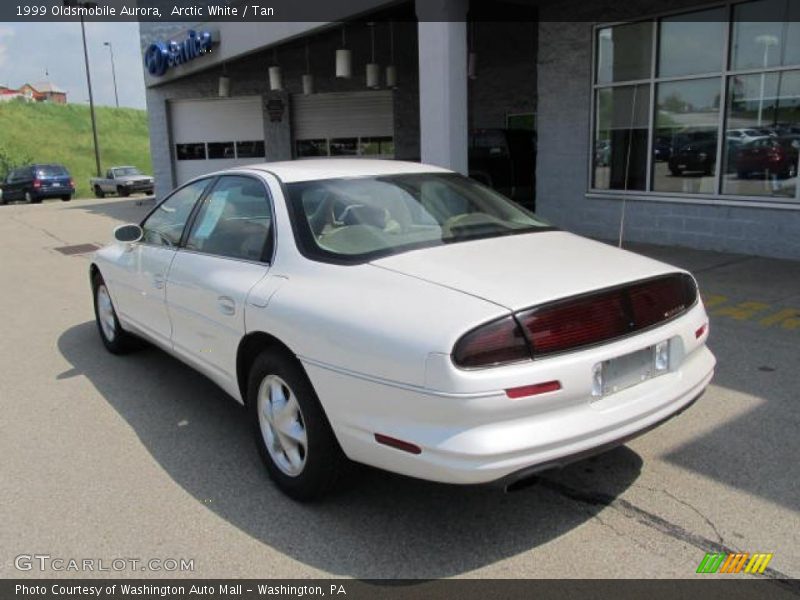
[468,21,477,80]
[219,63,230,97]
[385,22,397,88]
[302,38,314,95]
[336,25,352,79]
[269,48,282,91]
[366,22,380,89]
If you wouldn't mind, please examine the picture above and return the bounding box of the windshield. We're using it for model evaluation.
[36,165,68,177]
[285,172,552,263]
[114,167,142,177]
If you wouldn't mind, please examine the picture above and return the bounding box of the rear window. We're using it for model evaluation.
[36,165,68,177]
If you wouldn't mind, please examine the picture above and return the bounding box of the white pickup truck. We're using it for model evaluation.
[90,166,154,198]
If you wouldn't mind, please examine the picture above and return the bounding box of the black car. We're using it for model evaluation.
[1,164,75,204]
[668,140,717,176]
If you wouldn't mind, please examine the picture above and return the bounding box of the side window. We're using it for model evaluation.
[142,179,210,247]
[185,175,272,262]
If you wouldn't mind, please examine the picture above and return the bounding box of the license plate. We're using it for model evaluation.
[52,182,61,187]
[678,164,687,169]
[593,343,669,398]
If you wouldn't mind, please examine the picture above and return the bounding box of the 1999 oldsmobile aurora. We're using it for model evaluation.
[90,160,715,500]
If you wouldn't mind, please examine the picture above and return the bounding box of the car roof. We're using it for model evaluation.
[243,159,452,183]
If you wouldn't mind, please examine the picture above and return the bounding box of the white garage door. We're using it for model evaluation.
[170,97,265,185]
[291,91,394,159]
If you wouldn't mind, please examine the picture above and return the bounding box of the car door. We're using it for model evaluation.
[109,178,212,348]
[166,174,273,397]
[3,170,19,201]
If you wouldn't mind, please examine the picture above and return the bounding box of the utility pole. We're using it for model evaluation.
[65,1,102,177]
[103,41,119,108]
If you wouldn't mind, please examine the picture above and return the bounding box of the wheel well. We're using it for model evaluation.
[89,263,100,287]
[236,332,296,404]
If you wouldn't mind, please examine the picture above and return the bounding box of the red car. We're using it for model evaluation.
[735,136,799,179]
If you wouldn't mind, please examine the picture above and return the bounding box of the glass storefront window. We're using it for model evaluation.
[658,9,725,77]
[236,141,265,158]
[652,78,721,194]
[732,0,800,71]
[593,84,650,191]
[722,70,800,198]
[176,143,206,161]
[296,139,328,158]
[596,21,653,84]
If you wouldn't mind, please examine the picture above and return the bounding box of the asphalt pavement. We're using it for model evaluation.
[0,197,797,580]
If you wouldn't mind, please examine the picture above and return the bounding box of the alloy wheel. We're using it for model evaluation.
[96,284,116,342]
[257,375,308,477]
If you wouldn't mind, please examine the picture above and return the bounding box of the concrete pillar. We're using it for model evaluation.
[416,0,469,174]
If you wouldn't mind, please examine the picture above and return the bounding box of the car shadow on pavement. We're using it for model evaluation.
[67,197,156,223]
[58,321,643,578]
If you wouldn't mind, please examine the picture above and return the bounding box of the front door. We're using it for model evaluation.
[166,175,274,398]
[110,178,212,347]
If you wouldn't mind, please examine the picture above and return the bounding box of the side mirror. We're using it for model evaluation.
[113,223,143,244]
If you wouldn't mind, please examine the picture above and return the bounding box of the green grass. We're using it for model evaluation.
[0,101,152,198]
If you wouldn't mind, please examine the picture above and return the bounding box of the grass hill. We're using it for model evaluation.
[0,101,152,198]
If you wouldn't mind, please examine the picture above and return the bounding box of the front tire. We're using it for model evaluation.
[117,186,130,197]
[248,351,347,501]
[92,273,136,354]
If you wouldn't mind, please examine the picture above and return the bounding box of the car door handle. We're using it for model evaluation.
[152,273,165,289]
[218,296,236,316]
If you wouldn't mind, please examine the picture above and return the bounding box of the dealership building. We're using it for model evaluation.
[139,0,800,259]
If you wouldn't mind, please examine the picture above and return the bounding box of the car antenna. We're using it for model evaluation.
[618,85,639,248]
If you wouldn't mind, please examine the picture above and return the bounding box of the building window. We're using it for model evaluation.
[236,141,265,158]
[207,142,235,159]
[295,136,395,159]
[591,1,800,203]
[176,143,207,161]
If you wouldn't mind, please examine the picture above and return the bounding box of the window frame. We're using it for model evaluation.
[180,173,276,265]
[588,0,800,208]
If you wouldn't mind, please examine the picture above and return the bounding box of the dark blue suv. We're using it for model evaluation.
[1,164,75,204]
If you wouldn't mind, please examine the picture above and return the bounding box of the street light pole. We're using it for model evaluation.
[103,41,119,108]
[65,1,101,177]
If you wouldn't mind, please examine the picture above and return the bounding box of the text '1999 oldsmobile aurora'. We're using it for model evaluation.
[90,160,715,500]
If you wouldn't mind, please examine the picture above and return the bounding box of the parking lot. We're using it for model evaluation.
[0,197,798,581]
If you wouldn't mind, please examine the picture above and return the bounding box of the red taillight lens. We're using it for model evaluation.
[506,380,561,399]
[518,274,697,358]
[32,179,41,188]
[69,179,75,187]
[452,315,530,368]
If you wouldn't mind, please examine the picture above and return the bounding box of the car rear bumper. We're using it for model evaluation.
[303,304,715,485]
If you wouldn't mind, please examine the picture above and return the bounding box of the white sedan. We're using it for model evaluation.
[90,159,715,500]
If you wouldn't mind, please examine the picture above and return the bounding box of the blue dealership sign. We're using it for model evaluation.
[144,30,214,77]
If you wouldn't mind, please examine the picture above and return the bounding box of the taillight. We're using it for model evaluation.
[69,179,75,187]
[452,274,698,368]
[518,274,697,358]
[452,315,529,368]
[32,179,41,188]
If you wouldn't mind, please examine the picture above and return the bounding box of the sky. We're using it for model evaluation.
[0,22,146,109]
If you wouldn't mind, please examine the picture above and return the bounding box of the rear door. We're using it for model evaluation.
[166,174,273,397]
[108,178,212,347]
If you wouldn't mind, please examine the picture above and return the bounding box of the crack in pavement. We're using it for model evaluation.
[539,478,799,592]
[9,212,70,246]
[662,488,725,546]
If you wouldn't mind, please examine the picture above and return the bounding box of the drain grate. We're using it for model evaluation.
[54,243,100,256]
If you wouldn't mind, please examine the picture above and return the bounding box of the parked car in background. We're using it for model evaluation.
[0,164,74,204]
[469,129,536,210]
[90,166,154,198]
[653,136,672,161]
[90,159,714,500]
[668,139,717,176]
[735,136,800,179]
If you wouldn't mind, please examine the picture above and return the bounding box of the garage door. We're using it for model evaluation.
[170,97,265,185]
[291,91,394,159]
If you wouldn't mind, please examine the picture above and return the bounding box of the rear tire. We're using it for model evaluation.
[92,273,137,355]
[94,185,105,198]
[248,351,347,501]
[61,195,71,202]
[25,191,41,204]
